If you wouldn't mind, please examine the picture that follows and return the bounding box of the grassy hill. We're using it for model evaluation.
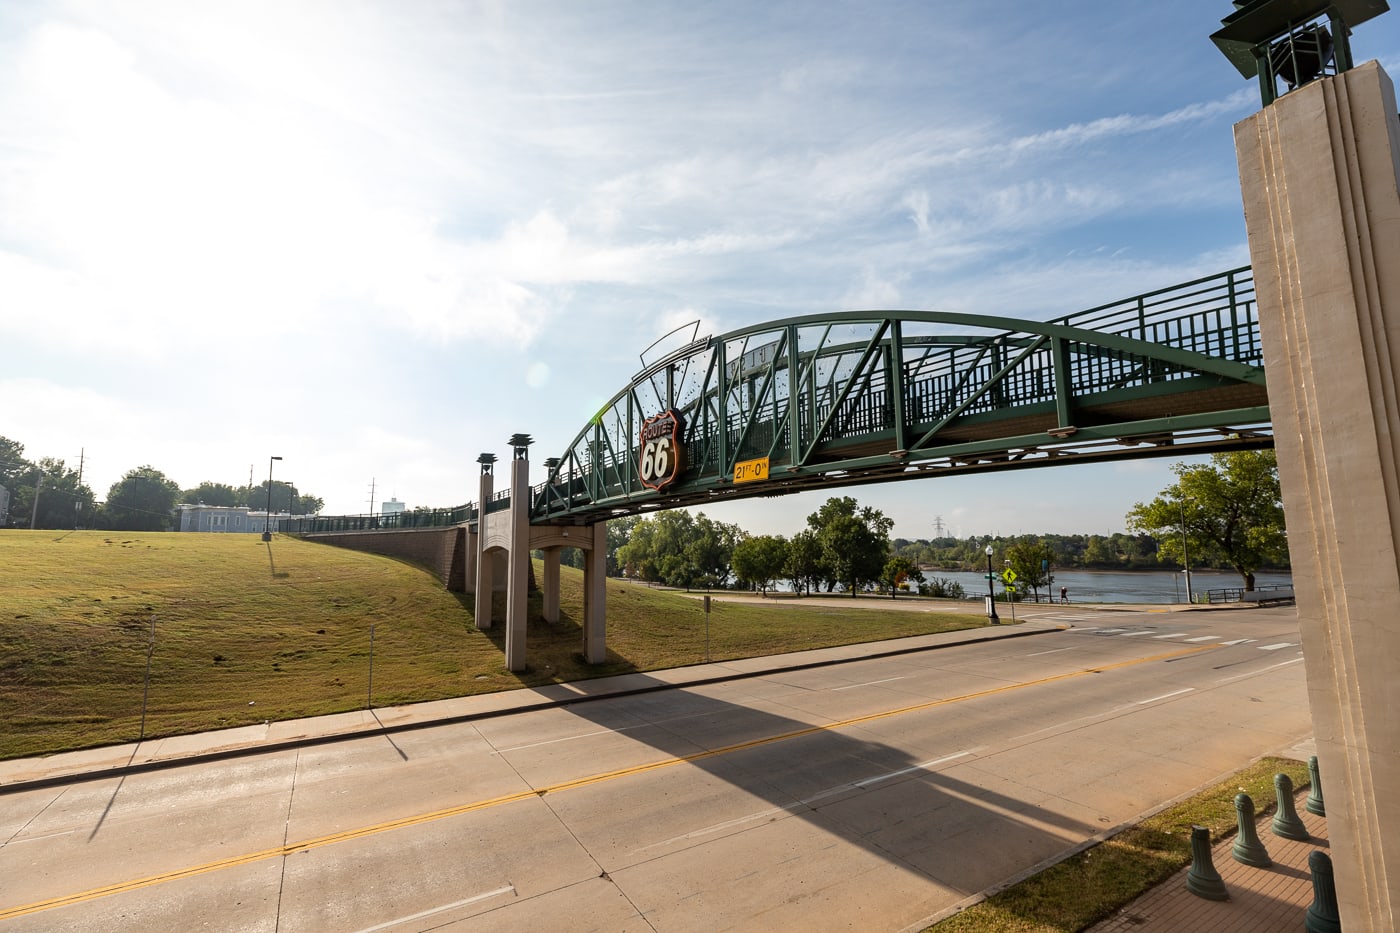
[0,530,985,759]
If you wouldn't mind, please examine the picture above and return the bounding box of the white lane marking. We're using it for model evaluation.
[1153,633,1189,639]
[1215,656,1306,684]
[1137,688,1195,705]
[1222,638,1257,646]
[853,751,974,788]
[1093,629,1127,635]
[637,751,975,851]
[1025,646,1078,657]
[354,885,516,933]
[832,676,908,691]
[1184,636,1220,643]
[1116,630,1153,637]
[1258,642,1298,651]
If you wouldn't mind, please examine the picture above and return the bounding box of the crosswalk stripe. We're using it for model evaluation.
[1258,642,1298,651]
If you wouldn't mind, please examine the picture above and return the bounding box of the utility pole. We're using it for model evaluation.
[932,515,946,539]
[367,477,376,516]
[76,448,84,487]
[30,474,41,529]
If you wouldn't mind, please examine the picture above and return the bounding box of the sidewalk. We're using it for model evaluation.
[0,616,1065,792]
[1089,783,1328,933]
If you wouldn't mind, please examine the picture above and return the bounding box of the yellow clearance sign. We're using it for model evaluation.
[733,457,770,484]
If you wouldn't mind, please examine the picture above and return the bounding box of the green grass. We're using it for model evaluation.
[926,756,1312,932]
[0,530,987,759]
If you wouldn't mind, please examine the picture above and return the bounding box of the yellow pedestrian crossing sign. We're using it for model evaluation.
[1001,568,1017,584]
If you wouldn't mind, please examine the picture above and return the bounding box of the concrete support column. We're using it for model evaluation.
[462,526,477,594]
[1235,61,1400,930]
[504,437,532,673]
[473,455,495,630]
[582,520,607,664]
[542,549,560,624]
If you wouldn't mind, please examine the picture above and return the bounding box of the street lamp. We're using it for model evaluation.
[985,543,1000,624]
[1179,491,1194,604]
[263,455,282,542]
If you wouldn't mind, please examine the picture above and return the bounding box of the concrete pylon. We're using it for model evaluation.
[1235,60,1400,928]
[504,435,532,673]
[474,454,496,630]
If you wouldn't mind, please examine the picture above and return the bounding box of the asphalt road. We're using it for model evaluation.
[0,606,1311,932]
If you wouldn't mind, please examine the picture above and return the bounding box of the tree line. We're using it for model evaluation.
[566,451,1291,595]
[0,435,324,532]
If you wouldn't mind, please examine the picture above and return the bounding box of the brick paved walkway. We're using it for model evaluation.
[1089,791,1328,932]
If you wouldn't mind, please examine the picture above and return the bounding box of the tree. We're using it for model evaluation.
[879,556,924,598]
[0,436,29,493]
[605,514,642,576]
[246,480,324,515]
[105,466,181,531]
[689,513,742,588]
[181,482,242,507]
[1126,450,1287,591]
[783,529,823,595]
[732,535,787,593]
[806,496,893,593]
[5,456,96,529]
[1005,538,1056,602]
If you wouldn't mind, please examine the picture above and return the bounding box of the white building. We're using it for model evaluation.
[381,498,406,516]
[176,504,301,533]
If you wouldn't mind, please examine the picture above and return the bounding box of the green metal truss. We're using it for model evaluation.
[532,266,1269,524]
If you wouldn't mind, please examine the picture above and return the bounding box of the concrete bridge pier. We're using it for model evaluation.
[528,520,609,665]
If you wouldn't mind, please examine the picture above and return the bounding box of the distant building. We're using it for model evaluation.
[0,484,9,526]
[381,498,406,516]
[176,504,305,533]
[177,504,253,533]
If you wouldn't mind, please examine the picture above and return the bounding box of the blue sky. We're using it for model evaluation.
[4,1,1398,538]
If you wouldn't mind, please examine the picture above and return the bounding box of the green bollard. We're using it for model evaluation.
[1306,755,1326,817]
[1232,793,1272,867]
[1305,850,1342,933]
[1272,773,1311,841]
[1185,824,1229,901]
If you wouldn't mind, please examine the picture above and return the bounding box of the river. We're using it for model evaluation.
[916,568,1294,604]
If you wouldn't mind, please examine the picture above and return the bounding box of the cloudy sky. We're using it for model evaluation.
[4,1,1398,539]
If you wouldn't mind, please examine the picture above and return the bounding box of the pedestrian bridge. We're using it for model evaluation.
[284,265,1270,670]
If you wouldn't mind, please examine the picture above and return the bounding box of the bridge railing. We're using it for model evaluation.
[1055,266,1257,356]
[282,503,476,533]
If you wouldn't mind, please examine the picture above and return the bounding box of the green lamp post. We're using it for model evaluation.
[1211,0,1390,106]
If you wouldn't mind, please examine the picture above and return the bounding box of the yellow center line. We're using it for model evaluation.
[1,643,1216,920]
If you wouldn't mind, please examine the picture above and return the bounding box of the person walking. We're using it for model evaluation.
[1060,585,1068,604]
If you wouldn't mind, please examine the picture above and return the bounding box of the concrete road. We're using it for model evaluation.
[0,606,1310,932]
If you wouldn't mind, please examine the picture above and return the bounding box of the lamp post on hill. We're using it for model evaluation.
[985,543,1000,624]
[263,455,282,542]
[1178,489,1194,604]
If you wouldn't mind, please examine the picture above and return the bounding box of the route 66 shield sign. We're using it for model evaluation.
[639,410,686,491]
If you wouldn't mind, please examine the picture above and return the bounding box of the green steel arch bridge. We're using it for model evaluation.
[532,264,1267,524]
[289,265,1268,535]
